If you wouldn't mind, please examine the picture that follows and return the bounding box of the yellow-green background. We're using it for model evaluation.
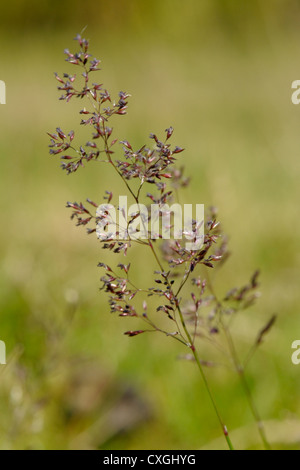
[0,0,300,449]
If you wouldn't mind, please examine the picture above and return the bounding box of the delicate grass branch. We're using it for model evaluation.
[49,33,275,451]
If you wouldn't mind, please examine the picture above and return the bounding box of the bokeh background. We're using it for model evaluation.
[0,0,300,450]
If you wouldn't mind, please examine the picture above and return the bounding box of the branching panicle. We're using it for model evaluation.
[49,34,276,451]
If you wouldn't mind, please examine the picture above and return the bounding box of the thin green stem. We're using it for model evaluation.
[222,323,271,450]
[206,271,270,449]
[175,300,234,450]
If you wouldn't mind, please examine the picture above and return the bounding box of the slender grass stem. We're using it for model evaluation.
[175,301,235,450]
[206,273,270,449]
[222,323,271,450]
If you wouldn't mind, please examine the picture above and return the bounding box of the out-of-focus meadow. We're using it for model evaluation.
[0,0,300,449]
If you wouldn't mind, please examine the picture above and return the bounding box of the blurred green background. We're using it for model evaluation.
[0,0,300,450]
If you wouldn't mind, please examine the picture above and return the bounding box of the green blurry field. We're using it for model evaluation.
[0,0,300,449]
